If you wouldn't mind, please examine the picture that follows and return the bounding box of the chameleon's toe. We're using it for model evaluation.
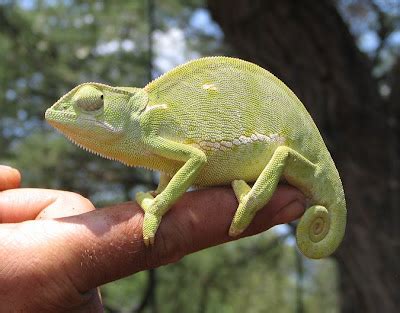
[135,191,155,211]
[231,180,251,202]
[142,212,161,247]
[229,200,253,237]
[228,224,244,237]
[144,236,155,247]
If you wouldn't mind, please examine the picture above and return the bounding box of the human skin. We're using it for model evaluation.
[0,165,305,312]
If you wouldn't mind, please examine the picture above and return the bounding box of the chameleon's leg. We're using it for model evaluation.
[229,145,316,236]
[135,137,206,246]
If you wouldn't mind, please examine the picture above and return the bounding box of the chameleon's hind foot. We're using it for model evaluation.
[232,180,251,202]
[229,180,253,237]
[228,199,255,237]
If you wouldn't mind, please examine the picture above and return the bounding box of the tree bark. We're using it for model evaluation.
[207,0,399,312]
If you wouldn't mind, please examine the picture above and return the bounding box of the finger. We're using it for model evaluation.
[0,165,21,191]
[0,188,95,223]
[24,185,305,293]
[168,184,305,254]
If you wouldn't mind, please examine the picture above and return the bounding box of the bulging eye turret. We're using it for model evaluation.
[73,85,104,112]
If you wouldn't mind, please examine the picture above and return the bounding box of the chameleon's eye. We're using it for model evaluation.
[73,86,104,112]
[75,95,104,112]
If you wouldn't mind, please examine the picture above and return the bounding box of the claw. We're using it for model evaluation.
[144,236,155,247]
[142,212,160,247]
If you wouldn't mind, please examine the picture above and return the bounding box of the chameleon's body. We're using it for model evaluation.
[45,56,346,259]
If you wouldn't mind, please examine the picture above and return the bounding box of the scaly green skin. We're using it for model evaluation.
[45,56,346,259]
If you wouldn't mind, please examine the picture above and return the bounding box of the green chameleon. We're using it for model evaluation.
[45,56,346,259]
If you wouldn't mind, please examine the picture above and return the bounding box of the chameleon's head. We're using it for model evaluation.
[45,83,148,158]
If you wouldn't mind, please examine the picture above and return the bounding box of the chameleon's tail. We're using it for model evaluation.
[295,201,346,259]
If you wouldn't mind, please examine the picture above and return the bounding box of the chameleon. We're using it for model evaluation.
[45,56,346,259]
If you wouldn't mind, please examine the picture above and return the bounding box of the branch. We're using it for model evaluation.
[197,233,291,313]
[132,269,157,313]
[367,0,392,68]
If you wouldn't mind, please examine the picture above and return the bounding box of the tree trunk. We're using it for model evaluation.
[207,0,399,312]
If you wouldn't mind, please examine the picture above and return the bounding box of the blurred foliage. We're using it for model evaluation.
[6,0,395,312]
[338,0,400,68]
[337,0,400,95]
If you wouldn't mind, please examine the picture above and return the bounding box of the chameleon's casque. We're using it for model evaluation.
[46,56,346,259]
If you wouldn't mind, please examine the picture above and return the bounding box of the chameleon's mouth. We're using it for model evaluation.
[45,108,119,133]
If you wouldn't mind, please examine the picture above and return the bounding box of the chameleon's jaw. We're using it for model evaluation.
[45,107,85,147]
[46,107,119,134]
[45,104,128,163]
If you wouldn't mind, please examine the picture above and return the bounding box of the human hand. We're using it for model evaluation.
[0,165,305,312]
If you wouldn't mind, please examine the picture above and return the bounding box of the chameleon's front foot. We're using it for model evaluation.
[143,212,161,246]
[135,191,162,246]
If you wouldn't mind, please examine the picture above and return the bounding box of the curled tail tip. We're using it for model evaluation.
[296,204,346,259]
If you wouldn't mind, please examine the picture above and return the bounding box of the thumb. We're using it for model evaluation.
[36,185,305,293]
[0,165,21,191]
